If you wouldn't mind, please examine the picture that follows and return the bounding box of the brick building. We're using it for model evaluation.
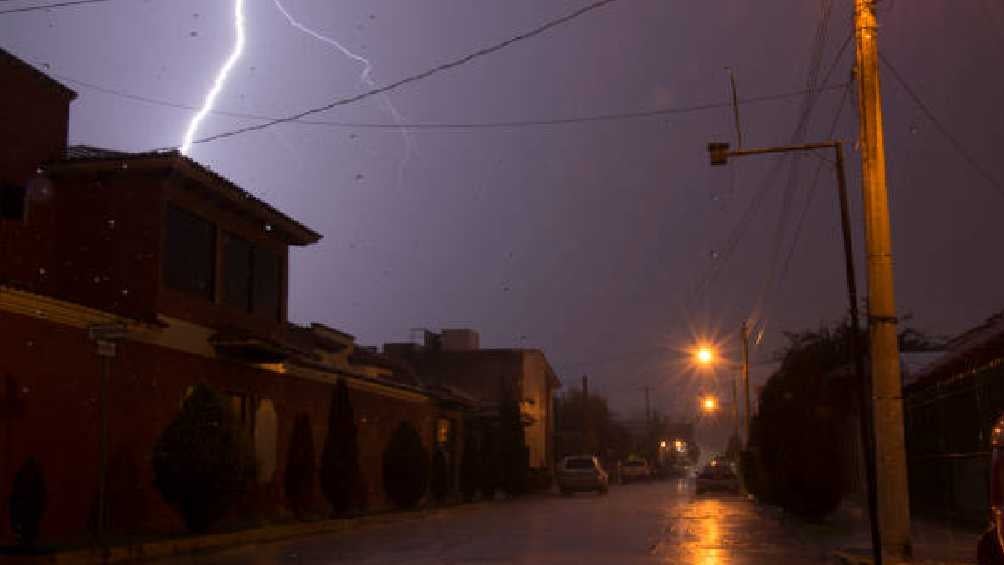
[0,48,469,546]
[384,329,561,470]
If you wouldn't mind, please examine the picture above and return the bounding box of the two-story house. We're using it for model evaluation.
[0,47,471,546]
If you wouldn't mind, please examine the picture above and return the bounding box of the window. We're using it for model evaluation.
[164,204,215,299]
[436,418,451,446]
[222,233,253,311]
[222,231,282,321]
[252,247,281,320]
[0,184,26,221]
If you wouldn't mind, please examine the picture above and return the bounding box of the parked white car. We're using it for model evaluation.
[557,455,609,495]
[620,458,651,483]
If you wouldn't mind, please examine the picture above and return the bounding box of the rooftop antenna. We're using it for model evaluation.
[725,67,743,148]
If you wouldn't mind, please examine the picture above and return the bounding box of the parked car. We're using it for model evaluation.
[620,458,651,483]
[557,455,609,495]
[978,415,1004,564]
[695,460,740,494]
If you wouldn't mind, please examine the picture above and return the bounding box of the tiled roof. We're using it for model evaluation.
[55,145,321,246]
[907,310,1004,389]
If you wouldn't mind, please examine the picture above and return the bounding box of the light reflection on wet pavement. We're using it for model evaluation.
[150,479,932,564]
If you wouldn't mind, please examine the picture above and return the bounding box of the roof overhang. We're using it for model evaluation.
[46,150,322,246]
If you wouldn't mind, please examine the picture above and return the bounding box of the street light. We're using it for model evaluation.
[674,439,685,453]
[701,395,718,413]
[695,345,715,366]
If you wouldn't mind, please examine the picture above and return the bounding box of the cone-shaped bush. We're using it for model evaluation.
[9,457,46,547]
[284,413,316,518]
[152,384,254,532]
[382,422,428,508]
[320,379,361,515]
[430,449,450,501]
[459,431,480,502]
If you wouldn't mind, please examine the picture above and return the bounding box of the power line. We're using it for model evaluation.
[0,0,118,15]
[188,0,622,146]
[879,53,1004,199]
[53,71,849,131]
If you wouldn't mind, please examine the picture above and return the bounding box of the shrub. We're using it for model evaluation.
[8,457,46,548]
[459,432,480,502]
[429,449,450,501]
[479,426,500,500]
[499,399,528,497]
[527,467,552,492]
[152,384,254,532]
[382,422,428,508]
[284,413,316,518]
[320,379,361,515]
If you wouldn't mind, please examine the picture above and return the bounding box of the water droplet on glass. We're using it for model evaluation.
[369,14,375,19]
[349,133,358,140]
[710,250,720,260]
[189,31,199,37]
[38,268,46,275]
[264,224,272,232]
[121,289,129,296]
[21,386,30,394]
[192,12,199,18]
[355,173,364,181]
[909,124,919,135]
[42,63,51,70]
[93,276,101,284]
[107,219,116,229]
[121,162,129,170]
[249,66,256,73]
[26,340,33,348]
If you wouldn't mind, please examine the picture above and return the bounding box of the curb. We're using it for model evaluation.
[13,501,493,564]
[831,549,971,565]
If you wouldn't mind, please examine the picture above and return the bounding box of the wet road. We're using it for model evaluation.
[159,480,866,564]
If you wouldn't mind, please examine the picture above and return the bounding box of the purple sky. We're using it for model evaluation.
[3,0,1002,420]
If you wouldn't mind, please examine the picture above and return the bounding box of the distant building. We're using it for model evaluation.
[384,329,561,470]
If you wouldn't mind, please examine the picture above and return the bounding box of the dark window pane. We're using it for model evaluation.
[164,204,215,299]
[222,232,253,311]
[252,247,281,320]
[0,185,26,221]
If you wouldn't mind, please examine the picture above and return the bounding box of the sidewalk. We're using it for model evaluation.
[827,504,980,564]
[3,499,500,565]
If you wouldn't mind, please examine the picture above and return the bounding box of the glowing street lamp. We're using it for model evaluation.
[695,345,716,366]
[674,439,685,452]
[701,395,718,413]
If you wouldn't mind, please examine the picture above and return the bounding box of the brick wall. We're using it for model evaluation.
[0,308,455,546]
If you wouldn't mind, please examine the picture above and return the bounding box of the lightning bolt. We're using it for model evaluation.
[181,0,246,155]
[271,0,415,185]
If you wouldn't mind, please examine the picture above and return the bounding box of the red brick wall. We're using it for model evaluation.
[0,51,72,185]
[0,172,164,322]
[0,309,454,546]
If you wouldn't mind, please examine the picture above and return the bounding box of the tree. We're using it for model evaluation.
[479,425,500,500]
[459,425,480,502]
[499,397,528,497]
[8,457,46,548]
[152,384,254,532]
[382,422,428,508]
[319,379,361,515]
[429,449,450,501]
[284,413,315,518]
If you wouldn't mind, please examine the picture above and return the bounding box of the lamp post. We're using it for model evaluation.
[88,322,127,544]
[706,138,881,561]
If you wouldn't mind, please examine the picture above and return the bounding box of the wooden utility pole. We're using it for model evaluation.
[854,0,912,559]
[643,386,651,423]
[741,321,750,444]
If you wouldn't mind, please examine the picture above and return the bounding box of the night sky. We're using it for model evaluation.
[3,0,1002,422]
